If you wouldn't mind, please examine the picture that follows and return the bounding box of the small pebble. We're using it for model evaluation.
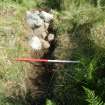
[48,34,55,41]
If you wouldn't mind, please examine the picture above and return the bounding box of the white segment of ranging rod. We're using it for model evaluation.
[48,60,80,63]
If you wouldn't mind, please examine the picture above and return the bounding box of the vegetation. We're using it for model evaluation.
[84,87,105,105]
[0,0,105,105]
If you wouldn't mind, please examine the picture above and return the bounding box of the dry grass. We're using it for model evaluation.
[0,1,31,101]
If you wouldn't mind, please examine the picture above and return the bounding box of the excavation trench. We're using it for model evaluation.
[25,15,57,105]
[25,40,57,105]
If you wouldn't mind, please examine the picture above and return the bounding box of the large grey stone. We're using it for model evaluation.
[41,39,50,49]
[29,36,42,50]
[26,11,44,29]
[40,11,53,23]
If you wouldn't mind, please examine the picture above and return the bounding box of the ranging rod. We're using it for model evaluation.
[16,58,80,63]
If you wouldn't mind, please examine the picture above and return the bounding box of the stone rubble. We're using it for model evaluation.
[40,11,53,22]
[41,39,50,49]
[26,10,55,50]
[29,36,42,50]
[48,33,55,42]
[26,11,44,29]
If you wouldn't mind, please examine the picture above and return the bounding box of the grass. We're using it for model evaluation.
[0,0,36,104]
[51,1,105,105]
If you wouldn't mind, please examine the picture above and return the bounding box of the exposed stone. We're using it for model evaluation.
[44,22,50,30]
[33,24,47,38]
[26,11,44,29]
[40,11,53,22]
[41,39,50,49]
[29,36,42,50]
[41,32,47,39]
[48,33,55,42]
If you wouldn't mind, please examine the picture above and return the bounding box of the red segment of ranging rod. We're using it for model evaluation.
[16,58,80,63]
[16,58,48,62]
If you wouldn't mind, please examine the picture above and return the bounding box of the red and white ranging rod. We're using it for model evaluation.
[16,58,80,63]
